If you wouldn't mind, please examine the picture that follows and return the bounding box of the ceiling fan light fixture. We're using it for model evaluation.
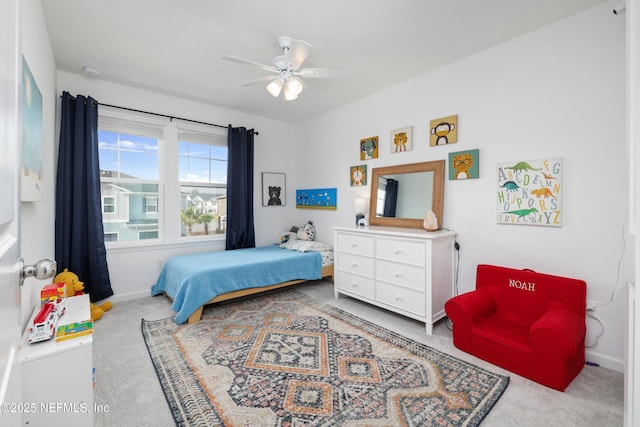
[284,76,303,100]
[284,85,298,101]
[266,78,283,97]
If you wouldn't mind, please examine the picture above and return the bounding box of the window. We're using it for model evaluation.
[104,232,119,242]
[102,196,116,214]
[97,109,227,246]
[178,127,228,237]
[143,197,158,213]
[98,112,163,245]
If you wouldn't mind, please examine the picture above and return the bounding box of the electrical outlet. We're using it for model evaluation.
[586,299,598,313]
[157,259,165,270]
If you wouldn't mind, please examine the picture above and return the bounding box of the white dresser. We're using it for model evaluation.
[333,226,457,334]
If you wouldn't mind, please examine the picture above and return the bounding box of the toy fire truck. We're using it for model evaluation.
[28,298,66,343]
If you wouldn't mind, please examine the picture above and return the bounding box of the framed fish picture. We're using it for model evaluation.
[497,157,562,226]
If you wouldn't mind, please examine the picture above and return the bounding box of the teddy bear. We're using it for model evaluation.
[53,268,113,321]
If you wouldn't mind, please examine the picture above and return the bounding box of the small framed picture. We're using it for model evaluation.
[262,172,286,206]
[430,114,458,146]
[390,126,413,153]
[350,165,367,186]
[360,136,379,160]
[449,149,479,180]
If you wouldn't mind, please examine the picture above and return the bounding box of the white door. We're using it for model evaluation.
[0,0,22,425]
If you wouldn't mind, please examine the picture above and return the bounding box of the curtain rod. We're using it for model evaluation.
[60,94,259,135]
[99,102,259,135]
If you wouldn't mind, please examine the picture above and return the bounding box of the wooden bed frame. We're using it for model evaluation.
[172,264,334,324]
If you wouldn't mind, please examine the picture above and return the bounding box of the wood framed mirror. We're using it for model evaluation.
[369,160,445,229]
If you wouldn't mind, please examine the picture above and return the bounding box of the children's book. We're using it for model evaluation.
[55,319,93,342]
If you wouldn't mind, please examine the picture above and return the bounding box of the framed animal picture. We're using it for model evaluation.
[360,136,379,160]
[449,149,479,180]
[390,126,413,153]
[262,172,286,206]
[350,165,367,186]
[496,157,562,226]
[429,115,458,146]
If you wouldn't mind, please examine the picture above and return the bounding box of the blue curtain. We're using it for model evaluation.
[225,125,255,250]
[383,178,399,217]
[55,92,113,302]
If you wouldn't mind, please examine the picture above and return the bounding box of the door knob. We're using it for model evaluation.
[18,258,57,287]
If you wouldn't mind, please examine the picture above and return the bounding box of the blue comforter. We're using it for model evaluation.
[151,245,322,323]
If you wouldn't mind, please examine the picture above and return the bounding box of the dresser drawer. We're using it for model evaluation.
[337,233,374,257]
[337,253,374,278]
[336,271,375,299]
[376,238,426,266]
[376,259,426,291]
[376,282,426,317]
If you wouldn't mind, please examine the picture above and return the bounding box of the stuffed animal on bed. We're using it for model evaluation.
[296,221,316,241]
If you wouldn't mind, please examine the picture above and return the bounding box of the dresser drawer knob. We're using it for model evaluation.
[351,263,359,268]
[394,272,402,278]
[395,295,402,302]
[351,283,359,288]
[395,249,402,255]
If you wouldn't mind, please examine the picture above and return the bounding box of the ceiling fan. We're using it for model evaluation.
[222,35,348,101]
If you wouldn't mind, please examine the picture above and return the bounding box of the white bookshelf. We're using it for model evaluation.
[19,294,94,427]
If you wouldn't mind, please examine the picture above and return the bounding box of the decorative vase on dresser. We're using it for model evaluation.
[333,225,457,334]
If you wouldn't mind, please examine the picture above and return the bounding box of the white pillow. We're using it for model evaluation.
[279,240,332,253]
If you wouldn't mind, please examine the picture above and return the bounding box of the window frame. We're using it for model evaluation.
[97,108,228,249]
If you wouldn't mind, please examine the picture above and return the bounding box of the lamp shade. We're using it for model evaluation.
[284,76,303,100]
[267,78,283,97]
[354,198,368,213]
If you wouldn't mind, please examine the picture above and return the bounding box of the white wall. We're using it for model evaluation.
[294,3,631,370]
[22,0,630,370]
[56,72,298,300]
[19,0,57,326]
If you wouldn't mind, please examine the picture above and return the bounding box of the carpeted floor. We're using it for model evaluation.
[142,289,509,426]
[93,279,624,426]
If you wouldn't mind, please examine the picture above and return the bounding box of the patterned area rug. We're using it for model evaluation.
[142,290,508,426]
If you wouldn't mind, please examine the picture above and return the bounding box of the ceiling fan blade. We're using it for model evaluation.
[298,67,350,79]
[288,39,312,69]
[241,75,277,87]
[221,55,276,73]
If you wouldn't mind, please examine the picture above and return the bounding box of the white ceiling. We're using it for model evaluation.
[41,0,608,124]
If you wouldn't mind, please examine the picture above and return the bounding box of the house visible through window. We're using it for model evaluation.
[178,128,228,237]
[98,114,161,245]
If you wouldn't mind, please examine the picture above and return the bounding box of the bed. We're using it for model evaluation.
[151,241,334,324]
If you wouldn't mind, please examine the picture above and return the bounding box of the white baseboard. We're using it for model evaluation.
[104,290,152,303]
[586,349,624,373]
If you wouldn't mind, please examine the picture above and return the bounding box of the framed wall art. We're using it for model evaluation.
[21,56,43,201]
[350,165,367,186]
[429,114,458,146]
[262,172,286,206]
[296,188,337,210]
[390,126,412,153]
[449,149,479,180]
[497,157,562,227]
[360,136,378,160]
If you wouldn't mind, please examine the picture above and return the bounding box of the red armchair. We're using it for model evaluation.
[445,264,587,391]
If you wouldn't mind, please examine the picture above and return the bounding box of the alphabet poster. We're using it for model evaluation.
[497,157,562,227]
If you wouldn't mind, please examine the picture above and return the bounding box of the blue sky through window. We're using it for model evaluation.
[98,130,159,180]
